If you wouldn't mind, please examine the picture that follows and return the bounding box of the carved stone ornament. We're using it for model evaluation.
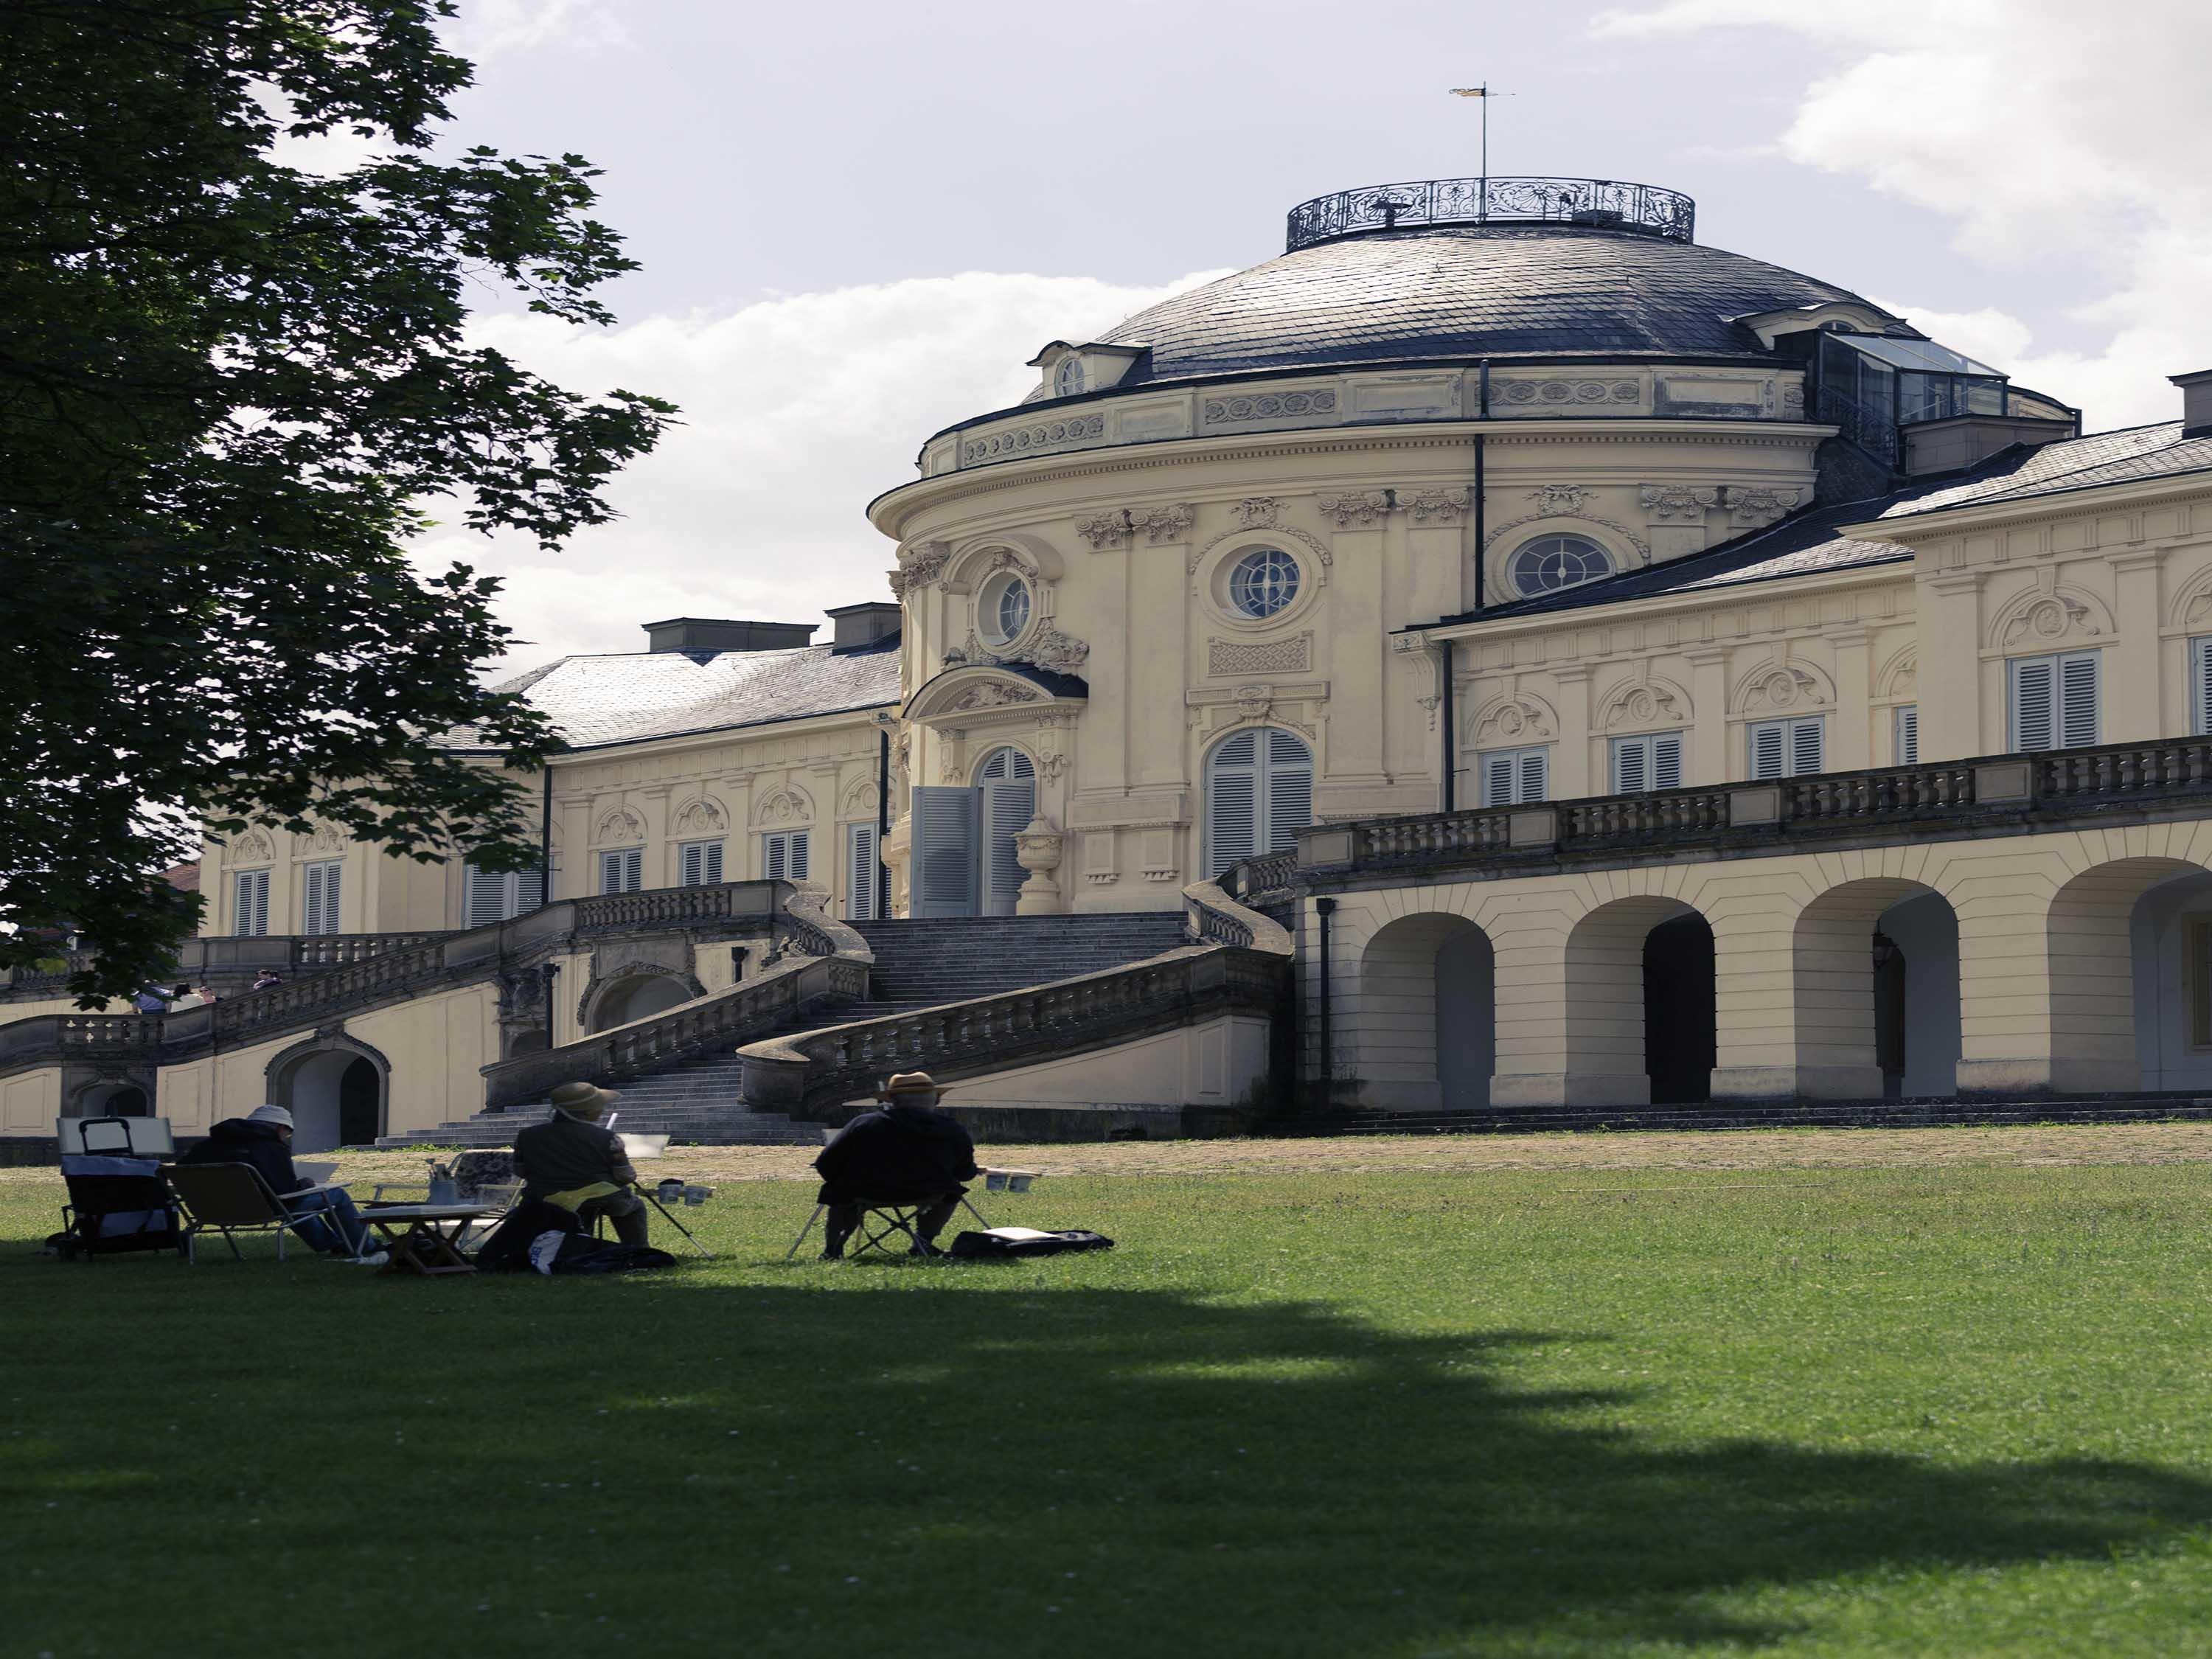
[2003,594,2096,648]
[596,807,646,844]
[1020,624,1090,672]
[1727,486,1801,528]
[1526,483,1594,515]
[1315,490,1393,529]
[1234,497,1279,529]
[894,540,950,594]
[671,799,726,836]
[1209,633,1311,677]
[229,828,274,863]
[1639,484,1722,523]
[1233,684,1276,720]
[1740,666,1820,714]
[754,787,810,827]
[948,681,1040,712]
[1037,751,1069,782]
[1402,487,1470,524]
[1012,814,1065,914]
[1473,697,1555,744]
[307,824,347,854]
[1075,512,1130,550]
[1600,681,1686,731]
[1134,504,1196,543]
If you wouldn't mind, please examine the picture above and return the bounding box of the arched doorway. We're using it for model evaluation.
[1643,914,1715,1105]
[1205,726,1314,878]
[1357,913,1495,1110]
[975,747,1036,917]
[586,971,697,1034]
[1793,879,1961,1099]
[2119,866,2212,1092]
[69,1080,150,1119]
[268,1040,387,1152]
[2042,856,2204,1094]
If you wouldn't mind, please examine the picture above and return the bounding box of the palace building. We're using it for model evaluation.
[7,173,2211,1152]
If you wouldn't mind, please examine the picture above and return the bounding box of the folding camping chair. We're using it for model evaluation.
[785,1190,992,1262]
[57,1153,184,1261]
[163,1162,358,1264]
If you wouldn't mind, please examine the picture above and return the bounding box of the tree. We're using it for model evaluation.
[0,1,675,1001]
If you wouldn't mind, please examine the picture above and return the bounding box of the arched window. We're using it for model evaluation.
[1228,547,1301,618]
[1054,355,1085,397]
[980,568,1032,647]
[1509,533,1612,596]
[976,747,1037,916]
[1206,727,1313,877]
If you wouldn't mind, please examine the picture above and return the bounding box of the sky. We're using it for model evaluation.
[385,0,2212,667]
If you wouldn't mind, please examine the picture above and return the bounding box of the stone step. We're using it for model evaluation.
[1285,1099,2212,1137]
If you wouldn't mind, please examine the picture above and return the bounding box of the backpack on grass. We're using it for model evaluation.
[948,1227,1114,1259]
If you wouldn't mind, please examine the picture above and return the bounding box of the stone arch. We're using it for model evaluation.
[669,794,728,839]
[1791,877,1959,1099]
[1464,690,1559,751]
[2165,562,2212,631]
[2044,856,2206,1093]
[65,1076,153,1119]
[594,805,646,846]
[1874,644,1919,703]
[579,962,705,1034]
[1985,583,2115,653]
[265,1031,390,1152]
[943,532,1065,593]
[1728,658,1837,719]
[1357,913,1495,1110]
[226,828,274,864]
[840,776,883,820]
[753,782,814,829]
[1562,894,1714,1105]
[1595,672,1694,734]
[1484,513,1651,602]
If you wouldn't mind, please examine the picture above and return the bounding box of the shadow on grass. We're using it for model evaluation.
[8,1259,2210,1656]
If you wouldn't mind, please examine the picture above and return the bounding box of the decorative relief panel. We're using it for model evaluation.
[1996,592,2101,650]
[1134,504,1196,543]
[307,824,347,855]
[1597,675,1691,732]
[1075,513,1128,550]
[946,681,1040,712]
[1727,486,1801,528]
[1495,377,1641,407]
[1315,490,1392,529]
[753,787,812,827]
[960,412,1106,466]
[1468,693,1557,746]
[1638,484,1721,523]
[1732,664,1829,717]
[1233,498,1279,529]
[888,540,948,597]
[1525,484,1594,514]
[1208,633,1312,677]
[594,807,646,844]
[1202,389,1338,425]
[1402,487,1470,524]
[228,828,275,864]
[671,799,726,837]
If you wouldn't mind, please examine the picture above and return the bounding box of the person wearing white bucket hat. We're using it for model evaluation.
[176,1102,379,1260]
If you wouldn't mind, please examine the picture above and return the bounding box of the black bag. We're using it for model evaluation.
[949,1228,1114,1259]
[543,1237,678,1276]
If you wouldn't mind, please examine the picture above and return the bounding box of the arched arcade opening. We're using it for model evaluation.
[1356,912,1495,1110]
[267,1040,386,1152]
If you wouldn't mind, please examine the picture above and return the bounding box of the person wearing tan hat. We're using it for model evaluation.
[512,1082,650,1245]
[813,1071,980,1258]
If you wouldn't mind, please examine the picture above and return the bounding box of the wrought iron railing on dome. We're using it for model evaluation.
[1284,176,1696,252]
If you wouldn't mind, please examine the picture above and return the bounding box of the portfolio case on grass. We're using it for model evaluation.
[55,1155,182,1259]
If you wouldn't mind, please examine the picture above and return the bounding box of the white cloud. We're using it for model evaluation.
[443,0,634,60]
[417,270,1226,667]
[1594,0,2212,428]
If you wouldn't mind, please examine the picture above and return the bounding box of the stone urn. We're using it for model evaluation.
[1012,813,1065,915]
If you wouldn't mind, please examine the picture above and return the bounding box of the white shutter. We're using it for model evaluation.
[1517,748,1548,804]
[1895,705,1919,764]
[302,860,341,935]
[518,865,547,913]
[1482,752,1516,807]
[2009,656,2057,751]
[1791,717,1823,776]
[1206,731,1259,878]
[1263,729,1314,853]
[846,823,881,920]
[1652,732,1683,791]
[1612,737,1646,795]
[787,831,809,882]
[599,847,641,894]
[981,779,1035,915]
[678,840,723,887]
[234,869,270,937]
[910,786,980,917]
[2194,640,2212,737]
[1749,722,1787,780]
[2058,651,2100,748]
[1478,746,1548,806]
[464,863,504,928]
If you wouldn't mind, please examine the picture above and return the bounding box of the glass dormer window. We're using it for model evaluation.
[1054,355,1085,397]
[1815,332,2013,465]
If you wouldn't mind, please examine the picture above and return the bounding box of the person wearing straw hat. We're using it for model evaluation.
[513,1082,650,1246]
[813,1071,980,1259]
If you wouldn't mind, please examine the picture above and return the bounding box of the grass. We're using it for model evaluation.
[9,1130,2212,1656]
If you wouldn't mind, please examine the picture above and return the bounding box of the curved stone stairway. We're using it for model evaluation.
[378,912,1193,1148]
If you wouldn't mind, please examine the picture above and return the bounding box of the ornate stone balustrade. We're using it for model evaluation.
[1183,878,1295,955]
[1293,739,2212,891]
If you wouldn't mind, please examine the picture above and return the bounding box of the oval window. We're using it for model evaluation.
[1054,356,1085,397]
[982,574,1032,644]
[1228,547,1301,618]
[1509,534,1611,595]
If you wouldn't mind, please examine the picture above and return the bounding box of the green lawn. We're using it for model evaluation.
[9,1152,2212,1656]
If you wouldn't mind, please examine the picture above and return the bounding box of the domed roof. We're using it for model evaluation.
[1096,224,1874,384]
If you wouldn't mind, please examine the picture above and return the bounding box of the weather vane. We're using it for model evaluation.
[1448,85,1511,180]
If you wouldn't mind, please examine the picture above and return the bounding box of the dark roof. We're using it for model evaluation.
[1091,224,1874,384]
[439,641,900,753]
[904,660,1090,709]
[1434,422,2204,627]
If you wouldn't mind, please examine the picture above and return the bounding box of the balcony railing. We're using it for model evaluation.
[1284,175,1696,253]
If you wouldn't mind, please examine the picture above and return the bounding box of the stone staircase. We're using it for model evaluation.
[380,913,1195,1148]
[1283,1097,2212,1137]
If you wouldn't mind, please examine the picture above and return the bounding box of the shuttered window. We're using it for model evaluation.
[599,846,643,895]
[763,830,810,883]
[846,823,881,920]
[1894,705,1919,765]
[232,868,270,937]
[301,859,342,936]
[1478,745,1549,807]
[677,839,724,887]
[977,747,1037,917]
[465,862,549,927]
[2193,639,2212,735]
[2008,650,2099,751]
[909,786,980,917]
[1610,731,1684,796]
[1205,726,1314,878]
[1747,716,1825,780]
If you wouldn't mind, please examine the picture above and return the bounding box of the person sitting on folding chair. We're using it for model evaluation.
[513,1082,649,1246]
[175,1104,375,1259]
[815,1072,980,1259]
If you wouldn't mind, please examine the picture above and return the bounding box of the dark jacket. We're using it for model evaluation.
[513,1110,636,1200]
[179,1118,306,1197]
[815,1103,979,1205]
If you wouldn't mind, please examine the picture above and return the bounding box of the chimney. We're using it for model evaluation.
[2172,370,2212,439]
[825,601,902,654]
[641,617,818,656]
